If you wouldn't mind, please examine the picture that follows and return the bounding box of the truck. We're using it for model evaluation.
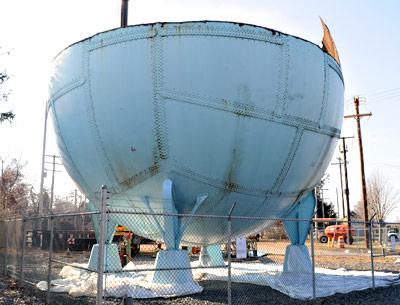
[388,228,399,241]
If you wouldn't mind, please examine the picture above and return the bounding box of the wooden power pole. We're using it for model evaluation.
[331,157,345,218]
[344,97,372,248]
[340,136,354,244]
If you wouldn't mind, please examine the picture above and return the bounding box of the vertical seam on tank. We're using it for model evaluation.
[281,37,290,113]
[275,36,289,114]
[318,55,329,124]
[271,127,304,192]
[152,25,169,162]
[50,105,93,194]
[85,41,120,192]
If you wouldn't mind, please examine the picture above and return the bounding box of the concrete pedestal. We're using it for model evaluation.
[150,250,195,284]
[88,243,122,272]
[199,245,225,267]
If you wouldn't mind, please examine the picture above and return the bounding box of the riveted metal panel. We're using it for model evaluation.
[50,43,86,103]
[50,87,105,194]
[285,37,325,122]
[88,39,158,187]
[162,34,283,113]
[322,62,345,128]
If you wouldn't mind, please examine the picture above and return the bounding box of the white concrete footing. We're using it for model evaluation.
[150,250,195,284]
[283,244,312,273]
[88,243,122,272]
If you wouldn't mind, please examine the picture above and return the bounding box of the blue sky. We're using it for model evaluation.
[1,0,399,219]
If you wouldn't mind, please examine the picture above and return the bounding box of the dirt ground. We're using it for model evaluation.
[256,240,400,272]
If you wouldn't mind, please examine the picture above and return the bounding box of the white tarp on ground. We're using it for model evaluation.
[37,261,400,300]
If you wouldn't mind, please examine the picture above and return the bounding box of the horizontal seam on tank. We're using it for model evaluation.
[118,163,160,190]
[162,89,341,138]
[87,28,283,51]
[159,30,284,45]
[171,166,314,198]
[89,34,155,51]
[48,78,86,108]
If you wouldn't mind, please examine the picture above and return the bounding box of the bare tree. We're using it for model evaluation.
[367,172,399,222]
[0,47,14,123]
[352,173,399,243]
[353,173,399,221]
[0,157,34,217]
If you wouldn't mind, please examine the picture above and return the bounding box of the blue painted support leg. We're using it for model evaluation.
[151,179,201,292]
[161,179,180,250]
[199,245,224,267]
[283,192,316,273]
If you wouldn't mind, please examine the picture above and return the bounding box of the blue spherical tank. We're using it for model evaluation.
[49,21,344,245]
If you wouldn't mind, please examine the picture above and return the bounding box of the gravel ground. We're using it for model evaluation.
[1,245,399,305]
[1,278,400,305]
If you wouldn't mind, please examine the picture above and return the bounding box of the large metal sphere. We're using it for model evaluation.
[49,21,344,244]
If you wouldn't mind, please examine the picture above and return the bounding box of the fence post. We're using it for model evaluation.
[4,220,9,275]
[310,220,316,299]
[20,218,27,281]
[46,216,54,304]
[227,202,236,305]
[368,221,375,289]
[96,185,108,305]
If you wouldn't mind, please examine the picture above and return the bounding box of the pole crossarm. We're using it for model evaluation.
[344,113,372,119]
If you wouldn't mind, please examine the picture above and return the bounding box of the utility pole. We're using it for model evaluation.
[331,157,345,218]
[39,102,49,216]
[335,188,340,217]
[0,157,4,213]
[45,155,61,214]
[344,97,372,248]
[74,189,78,229]
[317,188,329,219]
[50,155,56,212]
[340,136,354,244]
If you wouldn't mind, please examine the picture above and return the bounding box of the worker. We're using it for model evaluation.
[124,232,132,265]
[132,234,142,257]
[67,234,75,254]
[118,238,126,267]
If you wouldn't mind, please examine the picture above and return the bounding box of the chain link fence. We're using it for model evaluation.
[0,196,399,304]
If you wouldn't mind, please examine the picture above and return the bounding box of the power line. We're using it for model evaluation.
[367,161,400,169]
[345,87,400,102]
[366,87,400,98]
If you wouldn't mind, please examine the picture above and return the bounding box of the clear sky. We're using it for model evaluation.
[1,0,399,219]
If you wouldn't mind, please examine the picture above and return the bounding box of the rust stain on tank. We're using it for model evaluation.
[224,148,239,192]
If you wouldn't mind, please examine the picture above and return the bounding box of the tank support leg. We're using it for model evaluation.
[282,192,316,273]
[199,245,224,267]
[162,179,180,250]
[151,179,201,293]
